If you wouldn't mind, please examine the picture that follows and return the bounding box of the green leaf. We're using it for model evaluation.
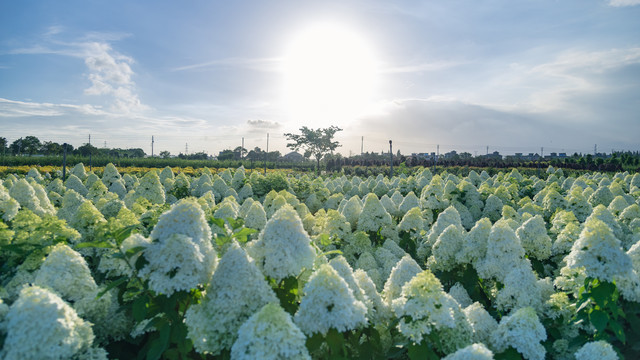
[125,246,146,258]
[232,227,257,243]
[326,329,344,356]
[306,333,324,353]
[590,281,616,308]
[209,217,225,228]
[590,309,609,333]
[146,322,171,360]
[114,225,138,245]
[495,346,523,360]
[321,249,344,258]
[76,240,114,249]
[132,296,148,322]
[96,276,128,298]
[608,320,626,344]
[408,342,437,360]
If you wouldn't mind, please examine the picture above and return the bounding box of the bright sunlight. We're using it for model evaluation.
[282,22,378,127]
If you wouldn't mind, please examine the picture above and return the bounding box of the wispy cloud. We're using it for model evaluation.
[172,57,281,72]
[609,0,640,7]
[0,98,105,118]
[380,61,464,74]
[8,30,146,114]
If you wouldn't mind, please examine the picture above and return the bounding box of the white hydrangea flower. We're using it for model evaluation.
[341,195,362,230]
[66,174,89,196]
[491,307,546,360]
[70,163,87,179]
[482,194,503,222]
[516,215,552,260]
[442,343,494,360]
[355,251,383,289]
[421,206,464,257]
[574,340,618,360]
[141,199,217,295]
[476,221,526,282]
[57,189,85,223]
[8,178,52,217]
[69,200,107,240]
[329,255,367,305]
[34,243,97,302]
[589,186,614,207]
[342,231,373,264]
[383,254,422,305]
[354,269,392,324]
[463,302,498,345]
[449,283,473,308]
[1,286,94,360]
[458,217,492,266]
[398,207,425,233]
[248,205,316,282]
[428,224,466,271]
[357,193,393,233]
[495,261,543,313]
[294,264,367,336]
[133,171,166,205]
[244,201,267,230]
[0,187,20,221]
[185,242,277,355]
[375,247,402,282]
[230,303,311,360]
[398,191,420,216]
[322,209,352,241]
[565,217,632,282]
[552,222,582,256]
[392,269,473,352]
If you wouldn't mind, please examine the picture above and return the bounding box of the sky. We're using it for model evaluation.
[1,0,639,157]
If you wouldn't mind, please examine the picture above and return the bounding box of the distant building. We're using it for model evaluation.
[283,151,305,162]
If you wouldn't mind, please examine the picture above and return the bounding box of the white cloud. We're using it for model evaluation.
[172,57,281,72]
[8,32,147,114]
[609,0,640,6]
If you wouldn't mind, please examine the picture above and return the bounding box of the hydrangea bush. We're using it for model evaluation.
[0,164,639,359]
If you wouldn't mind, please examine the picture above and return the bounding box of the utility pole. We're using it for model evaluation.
[265,133,269,175]
[486,145,489,156]
[185,143,188,155]
[151,136,154,157]
[389,140,393,177]
[89,134,92,171]
[241,137,245,160]
[361,136,363,156]
[62,143,67,181]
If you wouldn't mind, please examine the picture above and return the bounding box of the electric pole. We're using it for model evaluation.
[89,134,92,171]
[389,140,393,177]
[241,137,245,160]
[151,136,154,157]
[265,133,269,175]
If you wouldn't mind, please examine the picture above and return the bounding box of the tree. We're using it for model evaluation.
[76,143,100,157]
[217,149,235,161]
[284,126,342,175]
[41,141,63,155]
[159,150,171,159]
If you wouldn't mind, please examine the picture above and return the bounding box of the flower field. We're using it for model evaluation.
[1,163,639,359]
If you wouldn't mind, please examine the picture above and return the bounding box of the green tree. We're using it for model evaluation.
[284,126,342,175]
[159,150,171,159]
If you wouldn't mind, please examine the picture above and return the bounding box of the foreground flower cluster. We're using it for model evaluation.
[0,164,639,359]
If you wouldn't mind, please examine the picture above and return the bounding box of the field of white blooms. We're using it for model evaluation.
[1,163,639,359]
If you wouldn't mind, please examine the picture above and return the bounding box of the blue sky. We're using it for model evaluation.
[1,0,639,156]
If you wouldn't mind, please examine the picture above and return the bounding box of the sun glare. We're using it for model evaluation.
[282,22,378,127]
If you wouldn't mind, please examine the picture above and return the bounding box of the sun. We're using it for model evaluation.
[282,22,378,127]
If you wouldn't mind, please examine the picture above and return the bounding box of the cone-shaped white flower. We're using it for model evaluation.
[249,205,316,282]
[491,307,546,360]
[565,217,632,282]
[1,286,94,360]
[294,264,367,336]
[185,242,277,355]
[230,303,311,360]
